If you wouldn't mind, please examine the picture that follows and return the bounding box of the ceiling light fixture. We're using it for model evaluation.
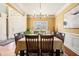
[33,3,49,18]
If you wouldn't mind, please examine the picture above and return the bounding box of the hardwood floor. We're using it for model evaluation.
[64,45,78,56]
[0,42,16,56]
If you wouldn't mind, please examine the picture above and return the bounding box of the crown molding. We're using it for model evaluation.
[6,3,24,16]
[55,3,70,16]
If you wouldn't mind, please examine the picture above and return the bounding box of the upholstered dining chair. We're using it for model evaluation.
[55,32,65,43]
[40,34,54,56]
[14,33,24,56]
[25,34,39,56]
[14,33,21,45]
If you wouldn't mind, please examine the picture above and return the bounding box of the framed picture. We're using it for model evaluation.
[64,5,79,28]
[33,21,48,31]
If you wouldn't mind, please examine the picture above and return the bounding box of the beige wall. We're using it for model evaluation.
[55,3,79,34]
[27,15,55,32]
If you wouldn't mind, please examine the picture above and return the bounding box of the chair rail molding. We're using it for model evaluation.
[64,32,79,55]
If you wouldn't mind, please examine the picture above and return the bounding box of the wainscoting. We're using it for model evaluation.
[64,32,79,56]
[64,45,78,56]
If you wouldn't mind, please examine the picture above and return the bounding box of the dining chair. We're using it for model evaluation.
[40,34,54,56]
[25,34,39,56]
[14,33,24,56]
[14,33,24,44]
[55,32,65,43]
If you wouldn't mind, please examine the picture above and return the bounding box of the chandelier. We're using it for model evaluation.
[33,3,48,18]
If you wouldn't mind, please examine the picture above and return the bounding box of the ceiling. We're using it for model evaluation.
[14,3,66,15]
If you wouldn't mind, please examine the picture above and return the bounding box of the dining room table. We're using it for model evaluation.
[15,34,63,55]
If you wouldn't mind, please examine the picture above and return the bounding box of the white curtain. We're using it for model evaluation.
[8,15,26,38]
[0,13,7,41]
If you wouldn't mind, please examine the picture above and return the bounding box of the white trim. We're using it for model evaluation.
[69,46,79,55]
[64,44,79,55]
[6,3,24,15]
[57,31,79,36]
[62,32,79,36]
[64,32,79,55]
[55,3,70,16]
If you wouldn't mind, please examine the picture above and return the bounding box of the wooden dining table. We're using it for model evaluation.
[15,36,63,55]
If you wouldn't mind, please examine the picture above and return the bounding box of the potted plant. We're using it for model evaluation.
[25,28,31,34]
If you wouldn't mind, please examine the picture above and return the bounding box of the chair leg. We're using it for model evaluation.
[37,51,39,56]
[56,49,60,56]
[52,50,54,55]
[40,50,42,56]
[26,53,29,56]
[37,53,39,56]
[15,53,18,56]
[49,50,54,56]
[49,52,53,56]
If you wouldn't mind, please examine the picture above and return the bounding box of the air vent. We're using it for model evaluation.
[72,11,79,15]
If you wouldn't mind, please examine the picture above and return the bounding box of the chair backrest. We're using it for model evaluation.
[40,34,54,51]
[55,32,65,42]
[14,33,23,45]
[25,34,39,51]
